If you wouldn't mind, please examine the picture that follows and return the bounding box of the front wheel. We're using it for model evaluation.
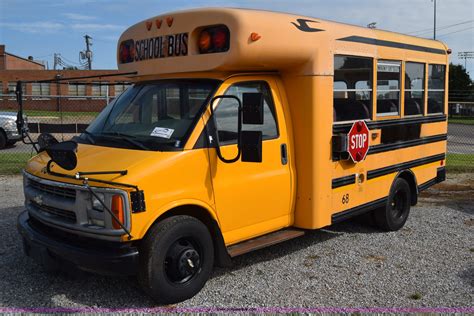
[374,178,411,231]
[138,215,214,304]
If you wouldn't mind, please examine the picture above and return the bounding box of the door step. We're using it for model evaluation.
[227,228,305,257]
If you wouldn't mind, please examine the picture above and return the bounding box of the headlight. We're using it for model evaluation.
[92,193,105,211]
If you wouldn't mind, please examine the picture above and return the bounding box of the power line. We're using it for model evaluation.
[437,26,474,38]
[407,19,473,36]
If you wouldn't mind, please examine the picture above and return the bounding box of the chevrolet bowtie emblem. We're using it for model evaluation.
[33,195,43,205]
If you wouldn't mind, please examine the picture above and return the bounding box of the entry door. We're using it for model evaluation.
[209,78,292,245]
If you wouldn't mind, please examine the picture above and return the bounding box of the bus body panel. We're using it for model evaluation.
[197,75,295,245]
[26,145,217,241]
[22,7,449,251]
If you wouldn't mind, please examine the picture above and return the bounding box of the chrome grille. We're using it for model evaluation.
[28,178,76,199]
[31,201,77,223]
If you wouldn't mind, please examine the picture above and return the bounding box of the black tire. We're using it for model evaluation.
[6,140,17,147]
[0,130,6,149]
[138,215,214,304]
[374,178,411,231]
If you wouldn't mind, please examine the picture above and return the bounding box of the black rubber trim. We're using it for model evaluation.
[337,36,446,55]
[333,115,446,134]
[418,167,446,192]
[17,211,139,276]
[332,174,356,189]
[418,178,437,192]
[332,197,387,224]
[436,166,446,183]
[368,134,447,155]
[367,153,445,180]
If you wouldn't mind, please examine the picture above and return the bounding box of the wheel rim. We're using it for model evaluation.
[164,238,202,284]
[390,189,407,220]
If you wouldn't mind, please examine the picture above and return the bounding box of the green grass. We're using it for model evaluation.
[446,153,474,173]
[0,153,33,174]
[448,116,474,125]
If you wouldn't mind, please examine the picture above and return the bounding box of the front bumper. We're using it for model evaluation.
[5,130,21,141]
[17,211,139,276]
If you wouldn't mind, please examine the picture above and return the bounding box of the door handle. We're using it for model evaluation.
[281,143,288,165]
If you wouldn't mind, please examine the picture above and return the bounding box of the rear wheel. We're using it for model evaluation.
[138,215,214,304]
[374,178,411,231]
[0,130,6,149]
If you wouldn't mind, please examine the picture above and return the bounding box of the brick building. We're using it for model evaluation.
[0,45,131,112]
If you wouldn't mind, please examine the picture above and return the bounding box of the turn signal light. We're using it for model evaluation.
[198,25,230,54]
[199,31,212,52]
[111,194,124,229]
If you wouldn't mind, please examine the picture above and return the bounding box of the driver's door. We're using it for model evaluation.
[208,77,293,245]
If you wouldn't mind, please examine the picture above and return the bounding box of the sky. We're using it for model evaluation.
[0,0,473,77]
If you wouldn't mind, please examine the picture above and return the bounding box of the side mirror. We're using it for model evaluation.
[38,133,59,152]
[46,141,78,171]
[242,93,264,125]
[241,131,262,162]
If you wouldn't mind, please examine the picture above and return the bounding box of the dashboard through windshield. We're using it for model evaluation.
[80,79,219,151]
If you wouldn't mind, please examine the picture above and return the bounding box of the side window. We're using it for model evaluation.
[377,60,401,116]
[333,55,372,122]
[428,64,445,114]
[404,62,425,116]
[214,81,278,144]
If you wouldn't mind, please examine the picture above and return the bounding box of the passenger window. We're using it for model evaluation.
[214,81,278,144]
[377,60,401,116]
[404,62,425,116]
[333,55,372,122]
[428,64,445,114]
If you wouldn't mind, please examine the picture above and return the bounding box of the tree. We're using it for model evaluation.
[449,63,473,101]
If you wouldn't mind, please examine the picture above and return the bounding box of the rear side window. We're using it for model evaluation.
[428,64,445,114]
[333,55,373,122]
[214,81,278,144]
[377,60,401,116]
[404,62,425,116]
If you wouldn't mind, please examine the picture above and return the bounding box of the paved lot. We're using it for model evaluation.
[0,174,472,310]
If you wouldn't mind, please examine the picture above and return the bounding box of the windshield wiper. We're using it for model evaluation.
[99,131,151,150]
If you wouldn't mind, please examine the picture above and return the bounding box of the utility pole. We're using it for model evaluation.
[53,53,58,70]
[84,35,93,70]
[432,0,437,40]
[458,51,474,70]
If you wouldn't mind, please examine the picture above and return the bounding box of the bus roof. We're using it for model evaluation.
[117,8,448,77]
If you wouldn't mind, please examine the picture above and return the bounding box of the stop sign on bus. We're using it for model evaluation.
[347,121,370,163]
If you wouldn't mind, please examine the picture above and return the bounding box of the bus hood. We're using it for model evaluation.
[25,143,188,187]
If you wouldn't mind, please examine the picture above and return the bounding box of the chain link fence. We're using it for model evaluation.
[1,93,473,174]
[0,93,107,173]
[447,101,474,171]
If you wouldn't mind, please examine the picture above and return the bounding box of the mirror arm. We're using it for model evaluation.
[209,95,242,164]
[15,80,39,153]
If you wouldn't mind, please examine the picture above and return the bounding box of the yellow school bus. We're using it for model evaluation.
[17,8,448,303]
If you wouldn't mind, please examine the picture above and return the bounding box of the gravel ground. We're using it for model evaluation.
[0,173,472,310]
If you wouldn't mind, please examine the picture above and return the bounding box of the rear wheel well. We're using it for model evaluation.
[146,205,231,267]
[397,170,418,206]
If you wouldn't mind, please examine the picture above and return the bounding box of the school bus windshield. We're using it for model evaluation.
[82,79,219,150]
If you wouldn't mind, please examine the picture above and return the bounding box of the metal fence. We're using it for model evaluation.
[0,95,473,174]
[447,102,474,168]
[0,94,106,173]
